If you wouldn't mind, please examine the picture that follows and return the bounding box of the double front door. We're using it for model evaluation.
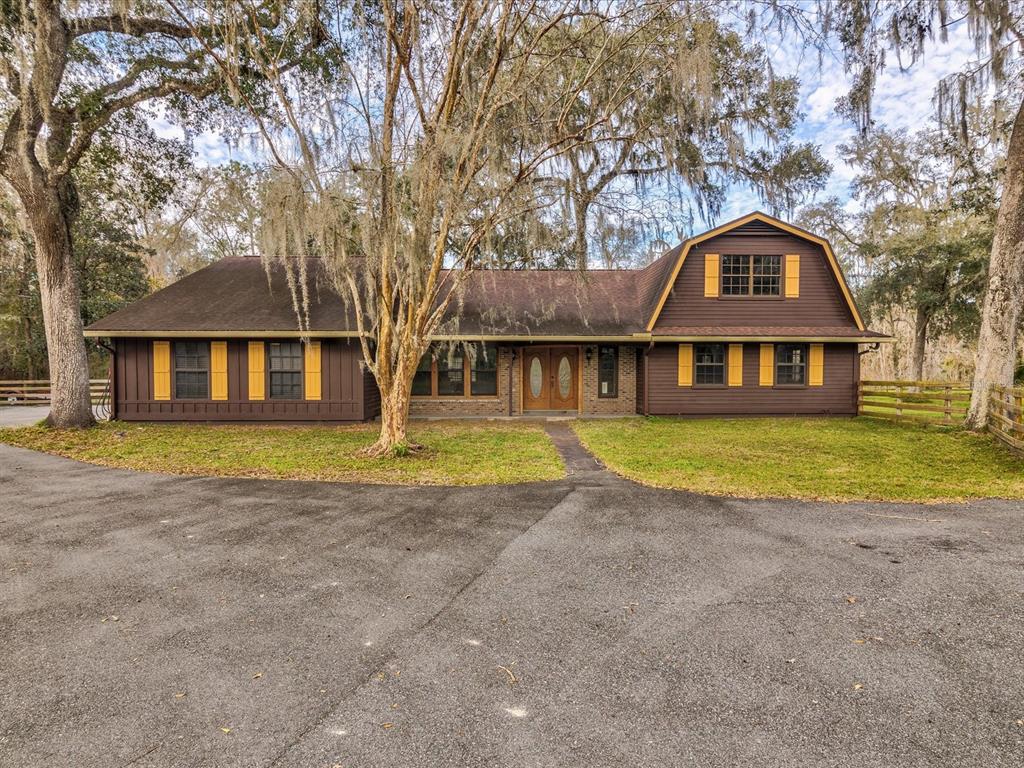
[523,346,578,411]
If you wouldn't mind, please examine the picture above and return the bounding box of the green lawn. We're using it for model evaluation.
[0,421,564,486]
[573,416,1024,502]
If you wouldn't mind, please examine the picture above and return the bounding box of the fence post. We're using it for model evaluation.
[943,384,952,424]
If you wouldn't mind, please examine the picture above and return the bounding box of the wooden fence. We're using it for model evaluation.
[857,380,971,424]
[0,379,109,406]
[988,384,1024,452]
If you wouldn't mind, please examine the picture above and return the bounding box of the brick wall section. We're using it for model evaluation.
[409,346,520,417]
[409,344,639,417]
[580,344,638,415]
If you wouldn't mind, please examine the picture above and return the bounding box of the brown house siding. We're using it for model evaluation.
[113,338,370,421]
[645,342,859,415]
[653,224,857,329]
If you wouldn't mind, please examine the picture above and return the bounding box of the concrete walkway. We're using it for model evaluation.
[0,406,50,427]
[0,406,105,427]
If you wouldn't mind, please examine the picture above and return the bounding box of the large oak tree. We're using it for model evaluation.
[0,1,329,426]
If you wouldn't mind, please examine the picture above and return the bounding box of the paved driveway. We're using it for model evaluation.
[1,444,1022,767]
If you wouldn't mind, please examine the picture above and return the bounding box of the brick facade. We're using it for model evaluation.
[409,346,520,418]
[580,344,638,416]
[410,344,638,418]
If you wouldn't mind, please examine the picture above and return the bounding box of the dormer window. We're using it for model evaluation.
[721,255,782,296]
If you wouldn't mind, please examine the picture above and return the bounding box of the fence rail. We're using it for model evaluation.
[857,379,971,425]
[0,379,109,406]
[989,384,1024,453]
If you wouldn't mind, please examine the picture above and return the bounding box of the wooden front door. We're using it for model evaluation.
[523,346,578,411]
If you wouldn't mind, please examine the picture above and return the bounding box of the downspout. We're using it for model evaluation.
[97,339,116,421]
[508,347,516,417]
[643,342,653,416]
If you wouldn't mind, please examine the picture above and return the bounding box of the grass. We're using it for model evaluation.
[0,420,564,486]
[573,416,1024,502]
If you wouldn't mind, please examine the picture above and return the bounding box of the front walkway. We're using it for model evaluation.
[1,443,1021,767]
[0,406,105,427]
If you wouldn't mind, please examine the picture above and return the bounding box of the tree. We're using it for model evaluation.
[204,0,827,456]
[777,0,1024,426]
[0,170,150,381]
[802,117,998,381]
[0,2,329,427]
[523,13,829,268]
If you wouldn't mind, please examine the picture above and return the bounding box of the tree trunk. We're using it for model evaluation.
[910,307,929,381]
[363,347,421,457]
[28,193,95,428]
[966,102,1024,428]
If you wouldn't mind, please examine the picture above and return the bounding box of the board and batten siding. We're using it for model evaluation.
[112,338,371,421]
[653,222,858,329]
[646,342,859,415]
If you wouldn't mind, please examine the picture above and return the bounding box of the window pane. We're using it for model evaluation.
[469,343,498,396]
[268,342,302,399]
[270,371,302,399]
[598,345,617,397]
[174,341,208,399]
[437,349,464,396]
[557,355,572,399]
[721,255,750,295]
[694,343,725,385]
[752,255,781,295]
[529,357,543,398]
[775,344,807,385]
[412,354,432,396]
[175,371,208,399]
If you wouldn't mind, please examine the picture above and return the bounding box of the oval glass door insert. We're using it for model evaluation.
[529,357,543,398]
[557,355,572,399]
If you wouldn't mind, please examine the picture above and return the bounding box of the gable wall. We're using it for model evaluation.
[653,222,857,329]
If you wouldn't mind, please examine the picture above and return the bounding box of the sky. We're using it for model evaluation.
[729,18,982,221]
[158,15,983,241]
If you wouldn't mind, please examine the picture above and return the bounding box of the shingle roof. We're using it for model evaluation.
[651,326,890,340]
[86,258,361,333]
[85,214,883,342]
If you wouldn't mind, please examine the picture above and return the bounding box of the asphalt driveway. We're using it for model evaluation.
[1,443,1022,767]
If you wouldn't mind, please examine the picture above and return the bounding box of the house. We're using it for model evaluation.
[85,211,889,422]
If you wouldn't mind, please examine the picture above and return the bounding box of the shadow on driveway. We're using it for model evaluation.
[1,444,1022,767]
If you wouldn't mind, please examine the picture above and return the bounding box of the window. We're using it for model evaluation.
[694,343,726,385]
[470,343,498,396]
[721,255,750,296]
[174,342,209,399]
[412,344,500,398]
[412,354,433,396]
[720,255,782,296]
[437,348,465,396]
[268,341,302,399]
[598,346,618,397]
[775,344,807,385]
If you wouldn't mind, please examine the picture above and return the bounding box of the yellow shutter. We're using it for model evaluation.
[759,344,774,387]
[153,341,171,401]
[304,340,322,401]
[247,341,265,401]
[809,343,824,386]
[210,341,228,400]
[728,344,743,387]
[785,254,800,298]
[704,253,720,298]
[677,344,693,387]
